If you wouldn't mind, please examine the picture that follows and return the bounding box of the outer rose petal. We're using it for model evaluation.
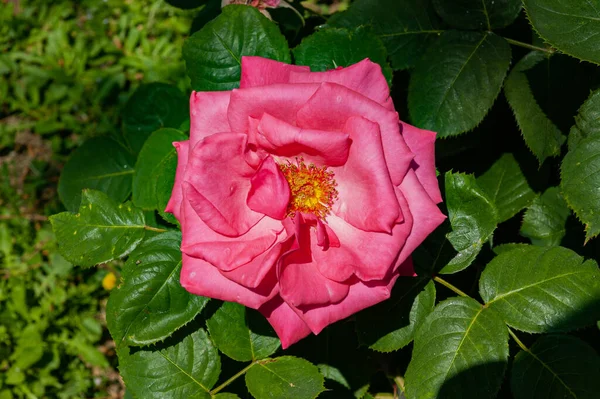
[180,254,277,309]
[240,56,310,88]
[164,140,189,222]
[297,82,414,185]
[184,133,263,237]
[247,156,290,220]
[401,122,443,204]
[259,296,312,349]
[190,91,231,151]
[289,58,394,110]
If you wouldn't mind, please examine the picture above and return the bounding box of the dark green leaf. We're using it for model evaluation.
[206,301,280,362]
[568,88,600,150]
[520,187,570,246]
[328,0,442,71]
[50,190,145,267]
[504,51,565,164]
[120,329,220,399]
[122,83,189,154]
[156,150,180,225]
[511,335,600,399]
[524,0,600,64]
[480,245,600,333]
[404,297,508,399]
[245,357,325,399]
[183,5,290,91]
[318,364,350,390]
[213,394,240,399]
[293,27,392,86]
[190,0,222,34]
[356,278,435,352]
[58,137,135,212]
[106,232,208,347]
[443,172,498,274]
[408,31,511,137]
[433,0,522,30]
[165,0,207,9]
[561,136,600,241]
[477,153,537,223]
[133,128,187,210]
[412,220,458,276]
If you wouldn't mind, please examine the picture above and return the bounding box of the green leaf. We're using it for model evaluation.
[408,31,511,137]
[213,394,240,399]
[477,153,537,223]
[404,297,508,399]
[432,0,522,30]
[568,88,600,150]
[511,335,600,399]
[122,83,189,154]
[480,245,600,333]
[328,0,442,71]
[206,301,280,362]
[156,150,180,225]
[183,5,290,91]
[442,172,498,274]
[133,128,187,210]
[318,364,350,390]
[561,136,600,241]
[245,357,325,399]
[356,278,435,352]
[58,137,135,212]
[504,51,565,164]
[523,0,600,64]
[120,329,220,399]
[50,190,145,267]
[293,27,392,86]
[9,324,44,370]
[520,187,570,246]
[107,232,208,347]
[165,0,207,9]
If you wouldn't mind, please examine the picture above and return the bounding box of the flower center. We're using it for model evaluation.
[278,159,338,219]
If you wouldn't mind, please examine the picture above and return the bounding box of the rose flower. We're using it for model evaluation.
[166,56,445,348]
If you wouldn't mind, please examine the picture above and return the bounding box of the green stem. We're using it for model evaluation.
[433,276,468,297]
[210,361,257,395]
[143,225,167,233]
[502,37,554,54]
[394,375,405,393]
[508,328,530,352]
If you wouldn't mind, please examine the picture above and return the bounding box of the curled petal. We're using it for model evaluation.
[259,296,312,349]
[164,140,189,222]
[190,91,231,151]
[240,56,310,88]
[247,156,290,220]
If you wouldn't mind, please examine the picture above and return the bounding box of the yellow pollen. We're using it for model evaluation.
[278,159,338,219]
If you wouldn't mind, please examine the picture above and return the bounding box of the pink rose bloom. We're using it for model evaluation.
[166,57,445,348]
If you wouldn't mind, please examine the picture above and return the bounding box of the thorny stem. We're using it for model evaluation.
[143,225,167,233]
[502,36,555,54]
[210,360,258,395]
[433,276,468,297]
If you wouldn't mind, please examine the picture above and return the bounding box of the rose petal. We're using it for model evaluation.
[256,113,351,166]
[401,122,443,204]
[247,156,290,220]
[258,295,312,349]
[164,140,189,222]
[289,58,394,110]
[190,91,231,152]
[184,133,263,237]
[180,254,277,309]
[228,83,320,133]
[240,56,311,88]
[331,116,400,233]
[297,82,413,185]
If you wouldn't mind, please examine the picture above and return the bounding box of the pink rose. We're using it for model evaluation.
[166,57,445,348]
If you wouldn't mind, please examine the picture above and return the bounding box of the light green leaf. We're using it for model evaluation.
[245,357,325,399]
[183,5,290,91]
[432,0,522,30]
[50,190,145,267]
[408,31,511,137]
[356,278,435,352]
[9,324,44,370]
[122,83,189,154]
[561,136,600,241]
[404,297,508,399]
[504,51,565,164]
[477,153,537,223]
[328,0,442,71]
[206,301,280,362]
[292,27,392,86]
[120,329,220,399]
[511,335,600,399]
[58,137,135,212]
[520,187,570,246]
[133,128,187,210]
[480,245,600,333]
[568,89,600,150]
[106,232,208,347]
[523,0,600,64]
[442,172,498,274]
